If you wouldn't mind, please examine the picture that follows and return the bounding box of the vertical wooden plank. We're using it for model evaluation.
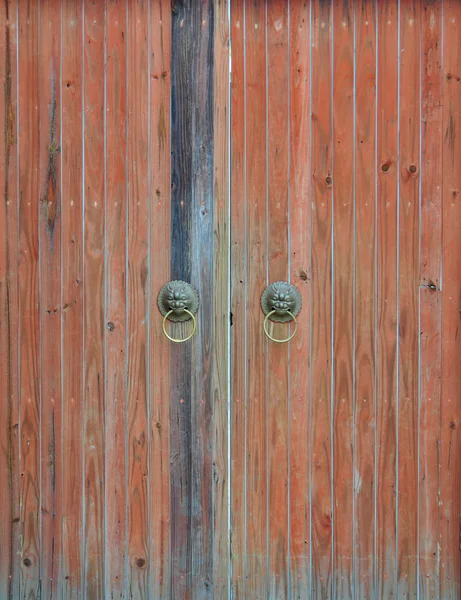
[149,0,171,597]
[38,0,62,595]
[17,0,41,594]
[398,0,420,595]
[440,2,461,597]
[244,0,267,596]
[126,0,149,596]
[266,0,289,597]
[376,1,398,596]
[230,0,246,596]
[288,0,311,596]
[105,0,128,594]
[61,0,83,595]
[419,1,443,597]
[354,1,377,596]
[189,1,214,596]
[83,0,105,595]
[332,1,354,597]
[0,1,20,597]
[213,0,230,597]
[310,0,333,596]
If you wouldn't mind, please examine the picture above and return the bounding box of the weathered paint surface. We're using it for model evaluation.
[0,1,460,598]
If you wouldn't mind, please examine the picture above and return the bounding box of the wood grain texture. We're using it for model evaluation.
[105,0,128,595]
[230,0,246,595]
[127,0,149,595]
[440,2,461,598]
[244,0,268,597]
[61,0,84,595]
[0,1,20,597]
[38,1,62,596]
[18,0,41,595]
[288,0,311,596]
[149,0,171,598]
[354,2,377,597]
[267,1,289,597]
[397,1,420,595]
[376,1,398,596]
[332,1,354,596]
[83,1,105,595]
[213,0,230,596]
[419,1,443,597]
[310,1,333,597]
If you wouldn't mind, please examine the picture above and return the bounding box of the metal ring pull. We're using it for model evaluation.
[260,281,302,343]
[157,280,199,343]
[162,308,197,343]
[263,309,298,344]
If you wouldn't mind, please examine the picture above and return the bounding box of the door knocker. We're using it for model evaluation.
[260,281,302,344]
[157,280,199,343]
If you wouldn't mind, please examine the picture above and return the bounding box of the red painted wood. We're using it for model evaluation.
[18,1,41,595]
[355,1,377,596]
[0,2,20,597]
[61,0,84,595]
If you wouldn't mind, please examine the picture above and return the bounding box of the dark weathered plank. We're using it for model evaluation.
[149,0,172,597]
[61,0,84,595]
[38,1,62,596]
[376,1,399,596]
[354,1,377,596]
[332,1,354,596]
[288,0,311,596]
[230,0,246,595]
[244,0,268,596]
[397,1,420,595]
[83,1,105,595]
[18,0,41,595]
[419,1,443,597]
[440,2,461,597]
[127,0,149,596]
[310,0,333,596]
[267,1,289,597]
[0,1,20,597]
[213,0,230,596]
[105,0,128,594]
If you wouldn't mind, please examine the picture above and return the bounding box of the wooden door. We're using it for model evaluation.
[1,1,461,599]
[230,0,461,598]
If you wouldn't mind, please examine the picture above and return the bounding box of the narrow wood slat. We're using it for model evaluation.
[127,0,149,595]
[419,1,443,597]
[213,0,230,596]
[83,1,105,595]
[0,1,20,597]
[18,0,41,594]
[354,1,377,596]
[189,1,214,595]
[38,1,62,596]
[376,1,399,596]
[105,0,128,594]
[230,0,246,595]
[244,0,268,596]
[332,1,354,596]
[149,0,171,597]
[310,0,333,596]
[61,0,84,595]
[267,0,289,596]
[397,1,420,594]
[440,2,461,597]
[288,0,311,596]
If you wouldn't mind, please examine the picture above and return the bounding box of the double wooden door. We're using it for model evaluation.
[1,0,460,598]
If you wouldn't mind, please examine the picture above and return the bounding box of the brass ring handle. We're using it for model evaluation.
[162,309,197,343]
[263,310,298,344]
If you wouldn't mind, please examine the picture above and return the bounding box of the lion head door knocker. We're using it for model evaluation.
[260,281,302,343]
[157,281,199,343]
